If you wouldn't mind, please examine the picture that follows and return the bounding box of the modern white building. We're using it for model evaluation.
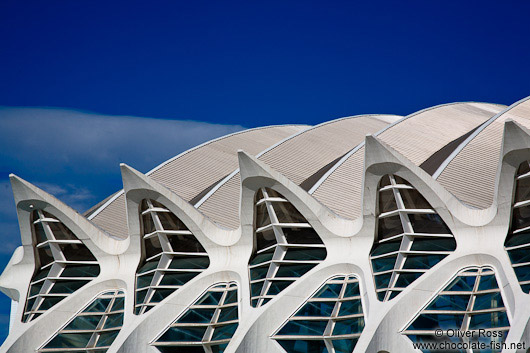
[1,97,530,352]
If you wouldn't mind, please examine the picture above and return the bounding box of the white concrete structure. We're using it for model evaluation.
[1,98,530,353]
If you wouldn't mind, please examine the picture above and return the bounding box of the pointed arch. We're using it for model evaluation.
[38,289,125,352]
[504,160,530,294]
[370,174,456,301]
[402,266,510,351]
[248,188,327,307]
[152,282,239,352]
[23,209,100,322]
[135,199,210,314]
[272,274,365,353]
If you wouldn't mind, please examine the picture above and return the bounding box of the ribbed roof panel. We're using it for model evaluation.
[198,115,399,228]
[90,125,307,237]
[198,173,242,229]
[312,103,505,219]
[437,99,530,208]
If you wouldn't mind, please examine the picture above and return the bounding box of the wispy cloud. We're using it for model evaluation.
[0,107,245,178]
[0,106,245,257]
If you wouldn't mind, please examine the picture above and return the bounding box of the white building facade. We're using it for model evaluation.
[1,98,530,352]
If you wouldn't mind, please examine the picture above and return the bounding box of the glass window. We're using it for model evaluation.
[370,175,456,302]
[248,188,326,308]
[135,199,210,315]
[505,161,530,294]
[153,282,239,352]
[403,267,510,350]
[39,290,124,352]
[378,189,397,213]
[24,210,100,323]
[273,274,364,353]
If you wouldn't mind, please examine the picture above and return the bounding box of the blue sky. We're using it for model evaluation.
[0,0,529,343]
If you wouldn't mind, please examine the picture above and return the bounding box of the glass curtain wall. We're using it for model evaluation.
[370,175,456,301]
[273,274,365,353]
[135,199,210,314]
[24,210,100,322]
[403,267,510,352]
[249,188,327,308]
[39,289,125,352]
[504,160,530,293]
[152,282,239,353]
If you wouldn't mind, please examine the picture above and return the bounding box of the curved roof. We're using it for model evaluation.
[89,124,308,237]
[436,97,530,208]
[311,102,505,219]
[197,115,401,228]
[86,100,525,236]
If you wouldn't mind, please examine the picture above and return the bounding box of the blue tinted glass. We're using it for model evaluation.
[507,248,530,264]
[473,292,504,310]
[469,312,509,329]
[338,299,362,316]
[284,248,327,261]
[169,256,210,269]
[157,346,204,353]
[103,313,123,329]
[409,314,464,331]
[372,256,397,272]
[83,298,111,313]
[278,320,328,336]
[332,338,358,353]
[95,331,119,347]
[374,273,391,289]
[395,272,422,287]
[267,281,292,295]
[137,274,154,289]
[332,318,364,335]
[218,306,238,322]
[65,316,100,330]
[40,297,63,310]
[50,280,88,294]
[211,323,238,341]
[196,291,223,305]
[343,282,359,298]
[408,213,450,234]
[150,289,175,303]
[111,297,124,311]
[478,275,498,291]
[224,290,238,304]
[178,309,216,323]
[426,295,470,311]
[514,266,530,282]
[276,264,315,278]
[159,272,199,286]
[388,291,401,300]
[60,265,100,278]
[410,238,456,252]
[250,266,269,281]
[138,261,158,274]
[314,283,342,298]
[211,343,229,353]
[371,241,400,256]
[158,327,207,342]
[403,255,445,269]
[277,339,328,353]
[445,276,476,292]
[251,283,263,297]
[249,250,274,266]
[45,333,92,348]
[295,301,335,317]
[505,232,530,247]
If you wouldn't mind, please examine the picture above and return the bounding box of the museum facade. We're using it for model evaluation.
[1,97,530,352]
